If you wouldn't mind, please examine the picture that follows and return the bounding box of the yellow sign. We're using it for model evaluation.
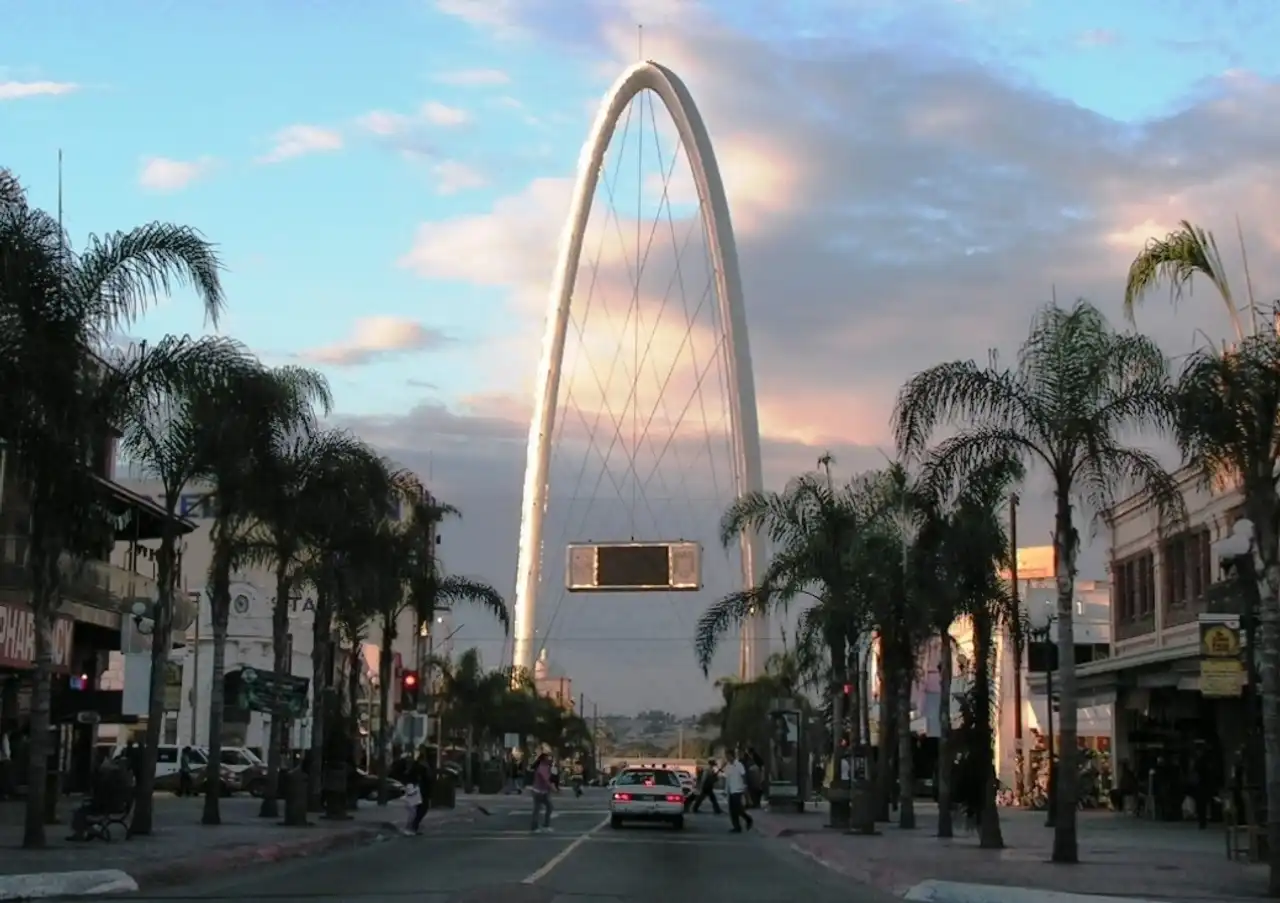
[1201,622,1241,658]
[1200,658,1244,697]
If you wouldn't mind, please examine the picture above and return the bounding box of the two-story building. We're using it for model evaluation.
[0,437,197,793]
[1077,468,1245,794]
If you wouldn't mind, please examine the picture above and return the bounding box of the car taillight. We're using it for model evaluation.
[613,792,632,801]
[665,794,683,803]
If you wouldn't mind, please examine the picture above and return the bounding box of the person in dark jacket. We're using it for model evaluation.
[408,751,436,833]
[691,758,723,814]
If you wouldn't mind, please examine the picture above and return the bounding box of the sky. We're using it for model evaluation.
[4,0,1280,715]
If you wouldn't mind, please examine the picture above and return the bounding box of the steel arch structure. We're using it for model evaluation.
[511,60,768,681]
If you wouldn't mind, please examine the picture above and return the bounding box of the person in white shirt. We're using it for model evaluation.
[724,749,753,833]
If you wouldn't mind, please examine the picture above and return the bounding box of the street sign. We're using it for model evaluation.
[565,541,701,592]
[237,666,309,717]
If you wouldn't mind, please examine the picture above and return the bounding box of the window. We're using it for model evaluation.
[156,748,178,765]
[1162,529,1211,607]
[1113,549,1155,622]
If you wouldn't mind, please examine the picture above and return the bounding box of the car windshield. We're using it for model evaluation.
[186,748,208,765]
[220,749,258,767]
[615,770,679,787]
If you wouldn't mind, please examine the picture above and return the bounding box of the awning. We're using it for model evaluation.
[92,475,197,541]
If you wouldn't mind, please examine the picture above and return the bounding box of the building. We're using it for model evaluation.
[1082,469,1245,783]
[0,433,197,793]
[907,546,1113,789]
[108,478,424,754]
[534,649,575,710]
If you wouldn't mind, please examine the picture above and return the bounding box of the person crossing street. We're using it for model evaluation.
[724,749,753,833]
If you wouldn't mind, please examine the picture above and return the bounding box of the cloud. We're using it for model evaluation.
[258,125,344,164]
[432,160,488,194]
[435,68,511,86]
[1077,28,1119,48]
[385,0,1280,712]
[302,317,453,366]
[356,111,410,137]
[137,156,216,192]
[421,101,472,127]
[0,80,78,100]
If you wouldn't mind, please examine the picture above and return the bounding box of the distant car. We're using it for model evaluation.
[609,768,685,830]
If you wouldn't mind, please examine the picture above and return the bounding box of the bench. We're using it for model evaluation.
[82,794,134,842]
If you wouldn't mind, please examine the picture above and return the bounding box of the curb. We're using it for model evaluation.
[902,881,1171,903]
[0,870,138,901]
[787,840,916,898]
[132,807,478,891]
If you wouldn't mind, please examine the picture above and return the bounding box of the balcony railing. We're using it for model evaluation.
[0,535,158,614]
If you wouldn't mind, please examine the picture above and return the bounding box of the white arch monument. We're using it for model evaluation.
[511,60,768,681]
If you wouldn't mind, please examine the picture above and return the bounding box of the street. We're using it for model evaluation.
[120,789,897,903]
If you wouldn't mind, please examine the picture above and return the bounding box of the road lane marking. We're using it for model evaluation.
[521,815,611,884]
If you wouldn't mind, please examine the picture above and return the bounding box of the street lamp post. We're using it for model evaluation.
[1025,597,1057,828]
[1212,519,1263,823]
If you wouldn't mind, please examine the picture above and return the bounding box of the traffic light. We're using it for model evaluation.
[401,670,420,710]
[841,682,854,698]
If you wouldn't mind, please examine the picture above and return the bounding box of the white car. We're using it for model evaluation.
[609,768,686,830]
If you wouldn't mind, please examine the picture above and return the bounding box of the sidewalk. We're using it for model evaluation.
[755,801,1266,903]
[0,793,478,898]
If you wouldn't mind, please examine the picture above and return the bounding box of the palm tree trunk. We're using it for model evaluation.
[1249,514,1280,895]
[307,588,331,811]
[132,535,177,835]
[260,560,292,819]
[1050,496,1078,863]
[874,654,895,822]
[937,634,954,838]
[202,545,232,826]
[897,663,916,829]
[974,610,1003,849]
[376,621,394,806]
[22,546,58,849]
[346,638,360,809]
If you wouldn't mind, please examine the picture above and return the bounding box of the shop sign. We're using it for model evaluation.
[0,602,74,672]
[1199,614,1244,697]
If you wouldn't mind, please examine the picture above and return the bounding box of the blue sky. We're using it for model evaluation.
[4,0,1275,712]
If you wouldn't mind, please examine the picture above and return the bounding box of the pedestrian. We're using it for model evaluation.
[406,750,436,834]
[724,749,753,833]
[530,752,555,833]
[177,746,193,797]
[0,721,12,800]
[691,758,722,814]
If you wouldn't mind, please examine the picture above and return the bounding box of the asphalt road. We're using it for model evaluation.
[123,789,898,903]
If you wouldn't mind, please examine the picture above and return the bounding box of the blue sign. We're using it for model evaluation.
[145,493,215,519]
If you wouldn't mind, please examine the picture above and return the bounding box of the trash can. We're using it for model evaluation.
[321,766,350,820]
[282,768,309,827]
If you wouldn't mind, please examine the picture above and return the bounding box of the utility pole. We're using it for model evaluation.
[1010,493,1025,805]
[592,702,600,776]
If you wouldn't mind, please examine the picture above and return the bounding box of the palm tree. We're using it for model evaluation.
[1175,322,1280,893]
[893,300,1184,863]
[243,427,373,818]
[0,168,226,846]
[1124,219,1255,341]
[432,648,508,790]
[296,445,397,810]
[695,473,873,793]
[114,336,253,835]
[192,363,332,826]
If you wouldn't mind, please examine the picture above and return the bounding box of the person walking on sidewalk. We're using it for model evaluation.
[725,749,753,833]
[405,750,436,835]
[530,753,555,833]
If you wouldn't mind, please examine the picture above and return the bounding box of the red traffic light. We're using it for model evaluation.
[841,683,853,695]
[402,671,419,688]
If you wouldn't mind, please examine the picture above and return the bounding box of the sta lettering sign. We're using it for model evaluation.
[144,493,215,519]
[0,602,74,672]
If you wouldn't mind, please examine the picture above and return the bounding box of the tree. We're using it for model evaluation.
[893,300,1184,863]
[431,648,509,790]
[244,427,374,818]
[1175,322,1280,893]
[1124,219,1255,341]
[115,336,253,835]
[192,363,332,826]
[0,169,225,846]
[696,468,887,833]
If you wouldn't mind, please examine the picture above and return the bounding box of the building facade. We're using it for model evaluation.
[107,478,423,753]
[1084,469,1246,787]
